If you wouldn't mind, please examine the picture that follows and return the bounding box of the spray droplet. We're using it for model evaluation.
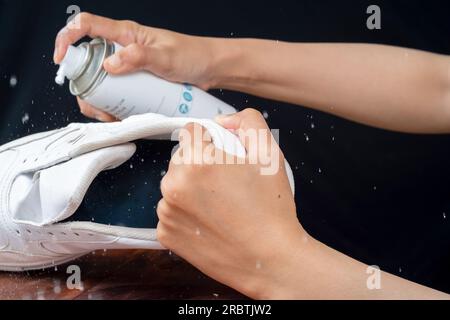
[444,212,447,219]
[9,75,18,87]
[262,111,269,119]
[129,164,133,169]
[21,113,30,125]
[160,170,166,177]
[53,279,61,294]
[304,134,310,142]
[311,123,315,129]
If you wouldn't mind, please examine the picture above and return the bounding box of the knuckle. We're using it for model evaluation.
[156,224,171,247]
[160,174,182,205]
[242,108,263,120]
[156,199,171,221]
[78,12,91,25]
[121,20,139,30]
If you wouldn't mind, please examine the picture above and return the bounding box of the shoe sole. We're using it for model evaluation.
[0,253,88,272]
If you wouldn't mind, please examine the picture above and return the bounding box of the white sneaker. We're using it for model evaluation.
[0,113,294,271]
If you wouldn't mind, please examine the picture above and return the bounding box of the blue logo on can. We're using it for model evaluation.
[183,91,193,102]
[179,103,190,114]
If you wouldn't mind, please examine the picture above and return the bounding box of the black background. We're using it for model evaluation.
[0,0,449,293]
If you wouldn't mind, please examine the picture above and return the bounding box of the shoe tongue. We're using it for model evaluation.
[11,143,136,226]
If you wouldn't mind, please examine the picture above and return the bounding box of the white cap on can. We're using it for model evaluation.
[55,45,87,85]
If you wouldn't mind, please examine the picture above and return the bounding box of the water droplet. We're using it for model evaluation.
[36,289,45,300]
[160,170,166,177]
[304,134,309,142]
[21,113,30,124]
[373,186,377,191]
[318,168,322,173]
[129,164,134,169]
[311,123,315,129]
[262,111,269,119]
[53,279,61,294]
[443,212,447,219]
[9,75,18,87]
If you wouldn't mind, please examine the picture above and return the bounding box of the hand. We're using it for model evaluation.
[54,12,223,121]
[157,109,308,299]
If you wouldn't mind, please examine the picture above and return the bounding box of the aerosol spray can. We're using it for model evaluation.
[55,38,236,120]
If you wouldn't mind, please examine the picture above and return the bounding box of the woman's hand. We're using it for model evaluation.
[157,109,308,299]
[54,12,225,121]
[157,108,450,299]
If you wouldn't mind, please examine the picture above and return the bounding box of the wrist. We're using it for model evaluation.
[243,228,318,300]
[207,38,254,90]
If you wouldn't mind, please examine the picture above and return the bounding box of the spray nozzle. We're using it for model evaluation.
[55,45,87,86]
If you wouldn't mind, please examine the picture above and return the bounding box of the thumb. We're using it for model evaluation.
[215,108,271,151]
[103,43,152,74]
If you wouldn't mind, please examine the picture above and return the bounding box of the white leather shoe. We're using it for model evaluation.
[0,113,294,271]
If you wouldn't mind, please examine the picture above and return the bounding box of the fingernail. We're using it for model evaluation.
[105,54,121,68]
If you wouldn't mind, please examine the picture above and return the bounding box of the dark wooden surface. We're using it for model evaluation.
[0,250,247,300]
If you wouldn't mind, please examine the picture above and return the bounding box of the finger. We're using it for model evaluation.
[104,43,152,74]
[176,123,214,165]
[156,199,198,233]
[77,97,117,122]
[178,122,212,150]
[215,108,271,151]
[54,12,140,63]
